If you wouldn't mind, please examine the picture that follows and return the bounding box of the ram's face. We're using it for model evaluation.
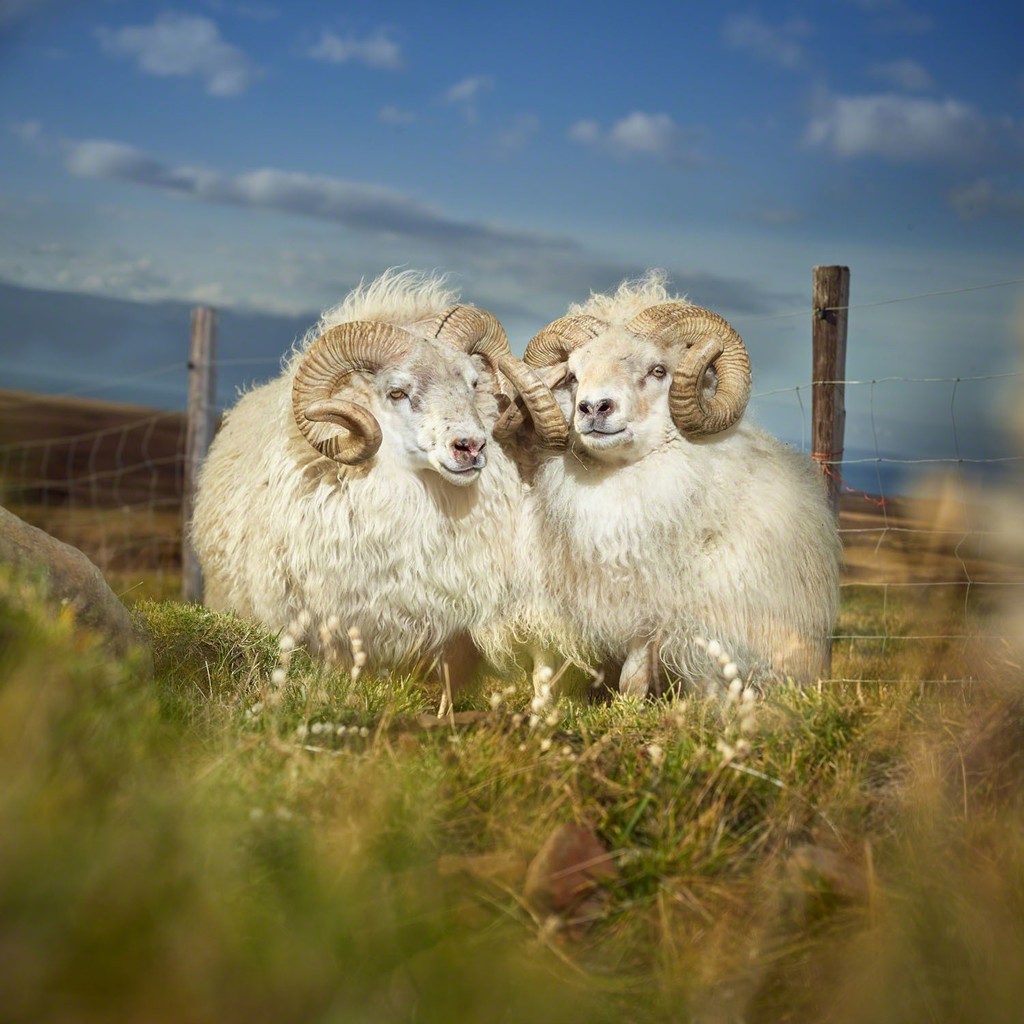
[560,330,677,464]
[365,339,494,486]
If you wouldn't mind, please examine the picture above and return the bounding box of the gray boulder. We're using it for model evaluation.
[0,504,149,658]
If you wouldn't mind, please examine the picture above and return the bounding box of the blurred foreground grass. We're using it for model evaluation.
[2,571,1023,1023]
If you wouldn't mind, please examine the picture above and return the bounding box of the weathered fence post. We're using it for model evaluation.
[811,266,850,515]
[182,307,217,603]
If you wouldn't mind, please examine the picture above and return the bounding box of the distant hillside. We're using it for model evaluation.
[0,277,313,410]
[0,389,188,508]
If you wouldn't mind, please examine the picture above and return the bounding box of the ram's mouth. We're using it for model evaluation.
[435,462,482,486]
[578,426,632,449]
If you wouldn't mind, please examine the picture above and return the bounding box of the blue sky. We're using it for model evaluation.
[1,0,1022,488]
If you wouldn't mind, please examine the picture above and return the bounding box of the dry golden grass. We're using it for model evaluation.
[2,565,1022,1023]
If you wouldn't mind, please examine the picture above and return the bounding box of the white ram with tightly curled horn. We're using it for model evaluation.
[191,269,556,702]
[491,269,841,697]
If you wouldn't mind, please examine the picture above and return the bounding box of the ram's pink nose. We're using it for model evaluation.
[451,436,487,468]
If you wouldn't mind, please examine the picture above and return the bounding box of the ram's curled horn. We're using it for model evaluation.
[493,364,572,443]
[292,321,412,464]
[522,313,606,367]
[491,313,607,446]
[430,304,569,449]
[627,303,752,437]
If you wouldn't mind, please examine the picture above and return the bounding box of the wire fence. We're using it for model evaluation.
[748,361,1022,684]
[1,277,1021,678]
[0,389,187,598]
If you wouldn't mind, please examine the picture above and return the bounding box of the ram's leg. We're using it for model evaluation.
[618,633,662,699]
[530,645,557,700]
[587,659,620,703]
[436,632,482,717]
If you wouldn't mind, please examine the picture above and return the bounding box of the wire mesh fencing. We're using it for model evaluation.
[1,277,1021,680]
[0,388,188,599]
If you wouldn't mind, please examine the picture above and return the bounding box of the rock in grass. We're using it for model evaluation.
[524,824,618,931]
[0,504,148,658]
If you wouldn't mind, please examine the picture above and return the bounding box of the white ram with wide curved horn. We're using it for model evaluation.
[496,270,841,695]
[191,270,557,698]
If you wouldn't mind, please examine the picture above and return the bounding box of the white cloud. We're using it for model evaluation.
[378,105,414,125]
[493,113,539,155]
[722,14,810,70]
[96,13,259,97]
[60,136,575,254]
[442,75,494,124]
[607,113,677,157]
[0,0,55,27]
[805,93,1001,162]
[307,29,402,71]
[567,119,600,145]
[868,58,934,91]
[948,178,1024,221]
[444,75,493,104]
[569,112,699,164]
[10,119,42,144]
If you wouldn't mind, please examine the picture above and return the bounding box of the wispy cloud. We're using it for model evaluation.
[61,137,567,253]
[378,105,414,125]
[444,75,492,103]
[493,113,539,156]
[10,118,42,144]
[49,134,784,317]
[805,93,1011,162]
[307,29,402,71]
[443,75,493,123]
[0,0,56,28]
[568,112,700,165]
[948,178,1024,221]
[722,14,811,70]
[867,58,934,91]
[96,13,260,97]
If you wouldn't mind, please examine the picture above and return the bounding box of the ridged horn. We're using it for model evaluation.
[522,314,606,368]
[493,364,571,443]
[489,313,607,447]
[291,321,412,464]
[626,303,751,437]
[429,304,569,448]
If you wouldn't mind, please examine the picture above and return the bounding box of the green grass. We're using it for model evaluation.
[2,571,1023,1023]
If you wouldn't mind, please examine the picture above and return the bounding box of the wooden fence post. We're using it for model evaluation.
[182,307,217,603]
[811,266,850,515]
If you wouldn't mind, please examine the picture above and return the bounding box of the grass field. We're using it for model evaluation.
[3,389,1023,1021]
[2,554,1022,1022]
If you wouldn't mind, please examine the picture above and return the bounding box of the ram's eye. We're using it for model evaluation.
[649,364,667,379]
[387,388,407,401]
[562,373,577,388]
